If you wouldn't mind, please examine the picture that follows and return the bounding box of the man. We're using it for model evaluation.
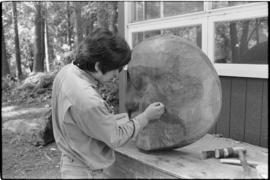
[51,28,165,178]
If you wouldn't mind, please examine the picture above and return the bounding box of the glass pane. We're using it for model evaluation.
[162,26,202,48]
[212,1,256,9]
[164,1,203,17]
[144,30,161,39]
[132,30,161,48]
[132,32,144,48]
[215,17,268,64]
[145,1,160,20]
[133,2,144,22]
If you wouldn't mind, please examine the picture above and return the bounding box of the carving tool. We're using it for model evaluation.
[220,158,258,168]
[201,147,246,159]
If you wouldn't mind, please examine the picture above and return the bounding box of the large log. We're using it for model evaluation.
[3,108,54,146]
[125,35,222,151]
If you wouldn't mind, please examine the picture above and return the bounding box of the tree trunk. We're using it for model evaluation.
[255,19,260,43]
[12,2,23,79]
[67,1,72,50]
[2,27,11,77]
[73,2,83,52]
[44,2,50,72]
[239,21,250,57]
[85,12,96,36]
[109,2,118,34]
[97,2,109,29]
[229,22,239,63]
[33,2,45,72]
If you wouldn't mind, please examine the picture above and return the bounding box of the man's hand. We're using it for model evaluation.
[132,102,165,137]
[142,102,165,121]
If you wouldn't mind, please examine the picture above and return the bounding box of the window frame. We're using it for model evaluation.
[124,2,268,78]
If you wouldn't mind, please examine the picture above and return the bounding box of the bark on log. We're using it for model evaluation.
[125,35,222,151]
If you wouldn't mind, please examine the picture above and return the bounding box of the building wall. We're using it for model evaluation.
[117,2,268,148]
[209,77,268,147]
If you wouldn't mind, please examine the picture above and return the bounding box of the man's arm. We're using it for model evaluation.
[69,103,138,149]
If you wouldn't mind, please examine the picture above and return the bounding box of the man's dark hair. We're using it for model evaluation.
[73,28,131,74]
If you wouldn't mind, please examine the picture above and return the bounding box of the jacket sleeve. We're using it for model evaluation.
[69,100,139,149]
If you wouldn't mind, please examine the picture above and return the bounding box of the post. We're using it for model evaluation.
[118,2,127,113]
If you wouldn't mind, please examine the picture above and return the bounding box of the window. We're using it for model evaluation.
[132,30,161,47]
[145,1,160,20]
[125,2,268,78]
[211,1,255,9]
[215,17,268,64]
[133,2,144,22]
[162,26,202,48]
[164,1,203,17]
[132,26,202,48]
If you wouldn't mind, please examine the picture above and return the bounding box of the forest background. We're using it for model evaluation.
[2,2,120,178]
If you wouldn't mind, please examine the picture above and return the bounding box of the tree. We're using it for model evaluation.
[66,1,72,49]
[97,2,109,29]
[109,2,118,34]
[12,2,23,79]
[33,2,45,72]
[82,2,97,36]
[239,21,250,58]
[229,22,239,62]
[44,2,54,72]
[2,26,11,76]
[73,2,83,52]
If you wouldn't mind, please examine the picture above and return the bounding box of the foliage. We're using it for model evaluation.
[97,79,120,114]
[2,1,120,112]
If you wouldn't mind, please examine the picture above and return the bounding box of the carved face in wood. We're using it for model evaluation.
[125,35,222,151]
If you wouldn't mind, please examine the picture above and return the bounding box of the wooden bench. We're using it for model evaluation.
[105,134,268,178]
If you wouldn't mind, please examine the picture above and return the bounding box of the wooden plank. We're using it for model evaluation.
[260,80,268,147]
[216,77,231,137]
[105,163,135,178]
[114,134,268,179]
[115,152,177,178]
[245,79,263,145]
[229,78,246,141]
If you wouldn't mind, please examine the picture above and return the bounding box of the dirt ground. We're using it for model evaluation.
[2,102,61,179]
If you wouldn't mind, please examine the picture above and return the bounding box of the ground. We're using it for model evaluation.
[2,101,61,179]
[1,73,118,179]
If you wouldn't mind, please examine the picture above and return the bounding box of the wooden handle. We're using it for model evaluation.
[220,158,258,167]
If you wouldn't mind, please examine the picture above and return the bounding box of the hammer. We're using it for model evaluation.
[201,147,247,159]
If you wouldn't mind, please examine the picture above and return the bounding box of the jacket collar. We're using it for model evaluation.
[70,63,100,88]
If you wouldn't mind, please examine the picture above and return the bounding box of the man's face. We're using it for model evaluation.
[125,35,222,151]
[102,69,119,82]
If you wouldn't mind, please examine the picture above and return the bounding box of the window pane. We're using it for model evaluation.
[132,26,201,49]
[212,1,256,9]
[144,30,161,39]
[132,32,144,48]
[145,1,160,20]
[162,26,202,48]
[215,17,268,64]
[164,1,203,17]
[132,30,161,47]
[133,2,144,22]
